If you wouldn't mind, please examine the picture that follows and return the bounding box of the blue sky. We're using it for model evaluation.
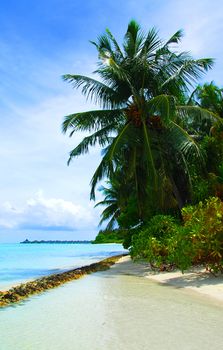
[0,0,223,242]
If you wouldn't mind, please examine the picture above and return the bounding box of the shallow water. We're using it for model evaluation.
[0,243,126,288]
[1,263,223,350]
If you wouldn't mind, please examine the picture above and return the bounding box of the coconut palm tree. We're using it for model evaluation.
[188,82,223,199]
[94,182,120,230]
[62,20,215,220]
[186,82,223,135]
[192,82,223,117]
[95,168,140,230]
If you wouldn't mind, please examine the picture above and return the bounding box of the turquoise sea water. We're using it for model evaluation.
[0,243,126,289]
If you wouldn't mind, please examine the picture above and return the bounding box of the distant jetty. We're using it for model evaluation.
[20,239,92,244]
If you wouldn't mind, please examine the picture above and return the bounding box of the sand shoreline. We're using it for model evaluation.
[114,255,223,304]
[0,254,223,350]
[1,253,223,307]
[1,254,223,349]
[0,254,126,307]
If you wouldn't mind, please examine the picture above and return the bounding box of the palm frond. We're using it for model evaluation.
[147,94,176,124]
[192,82,223,117]
[142,120,157,188]
[105,28,124,60]
[62,109,125,135]
[168,121,204,163]
[94,199,116,208]
[90,155,114,200]
[162,56,214,89]
[164,29,184,46]
[95,34,112,53]
[90,123,134,199]
[123,19,145,58]
[177,105,219,124]
[98,207,119,230]
[106,123,131,161]
[67,125,115,165]
[140,27,161,57]
[62,74,124,108]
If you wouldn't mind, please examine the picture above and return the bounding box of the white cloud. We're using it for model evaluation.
[0,61,103,205]
[1,0,223,241]
[0,190,99,230]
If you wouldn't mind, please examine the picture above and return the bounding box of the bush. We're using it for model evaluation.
[191,176,211,203]
[181,197,223,272]
[131,198,223,273]
[130,215,179,268]
[92,229,124,244]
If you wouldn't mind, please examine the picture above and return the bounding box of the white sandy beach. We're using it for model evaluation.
[1,254,223,350]
[115,255,223,303]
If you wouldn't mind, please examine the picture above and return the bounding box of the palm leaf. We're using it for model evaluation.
[90,155,114,200]
[62,74,124,108]
[140,27,161,58]
[142,120,157,188]
[123,19,145,58]
[147,94,176,124]
[168,121,204,163]
[98,207,119,230]
[62,109,125,135]
[177,105,219,123]
[162,56,214,89]
[164,29,184,46]
[94,199,116,208]
[90,123,133,199]
[105,28,124,60]
[67,125,115,165]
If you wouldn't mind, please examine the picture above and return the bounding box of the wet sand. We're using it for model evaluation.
[1,255,223,349]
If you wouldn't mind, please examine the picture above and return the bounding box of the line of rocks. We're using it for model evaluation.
[0,254,126,308]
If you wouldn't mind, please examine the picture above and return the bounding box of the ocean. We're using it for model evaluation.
[0,243,127,290]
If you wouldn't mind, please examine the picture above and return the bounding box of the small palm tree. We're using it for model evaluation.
[193,82,223,117]
[94,179,123,230]
[62,20,215,219]
[95,169,140,230]
[187,82,223,135]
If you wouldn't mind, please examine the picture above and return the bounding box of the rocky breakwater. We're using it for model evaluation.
[0,254,126,308]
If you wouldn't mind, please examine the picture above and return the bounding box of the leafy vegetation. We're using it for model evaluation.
[63,20,214,221]
[92,229,124,244]
[130,215,179,267]
[63,20,223,270]
[131,198,223,273]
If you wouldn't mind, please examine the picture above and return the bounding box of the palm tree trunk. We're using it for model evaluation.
[169,174,184,210]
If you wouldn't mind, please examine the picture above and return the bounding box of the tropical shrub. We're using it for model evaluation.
[130,215,179,268]
[131,198,223,273]
[93,229,124,244]
[200,135,223,174]
[191,175,211,203]
[181,197,223,272]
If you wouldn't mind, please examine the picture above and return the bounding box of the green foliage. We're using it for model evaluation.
[194,82,223,118]
[188,128,223,204]
[122,225,142,249]
[181,197,223,272]
[218,163,223,183]
[92,229,124,244]
[117,196,141,229]
[131,198,223,273]
[200,135,223,173]
[130,215,179,266]
[191,175,211,203]
[63,20,215,223]
[197,135,223,200]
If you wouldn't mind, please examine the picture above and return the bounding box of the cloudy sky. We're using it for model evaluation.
[0,0,222,242]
